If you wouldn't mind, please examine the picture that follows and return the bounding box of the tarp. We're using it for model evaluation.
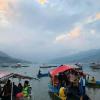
[0,71,33,82]
[0,71,14,81]
[50,65,73,77]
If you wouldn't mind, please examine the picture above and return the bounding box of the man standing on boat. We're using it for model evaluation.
[79,75,86,100]
[82,76,86,95]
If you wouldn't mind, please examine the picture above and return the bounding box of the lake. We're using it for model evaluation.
[0,63,100,100]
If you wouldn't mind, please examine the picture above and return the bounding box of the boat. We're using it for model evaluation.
[48,91,90,100]
[0,63,9,67]
[37,72,48,78]
[22,65,29,67]
[0,71,33,100]
[48,65,73,93]
[40,65,57,68]
[11,63,22,68]
[75,63,83,70]
[86,81,100,88]
[48,65,90,100]
[90,62,100,69]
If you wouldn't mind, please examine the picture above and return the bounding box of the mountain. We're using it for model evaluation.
[0,51,30,63]
[50,49,100,64]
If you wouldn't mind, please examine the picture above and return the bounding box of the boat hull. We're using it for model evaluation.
[37,73,48,78]
[40,66,57,68]
[86,81,100,88]
[90,65,100,69]
[90,63,100,69]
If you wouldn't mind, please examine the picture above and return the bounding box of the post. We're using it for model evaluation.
[11,78,13,100]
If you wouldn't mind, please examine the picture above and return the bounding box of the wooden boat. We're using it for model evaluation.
[75,63,83,70]
[37,72,48,78]
[48,86,90,100]
[0,71,33,100]
[90,63,100,69]
[48,65,90,100]
[86,81,100,88]
[11,63,22,68]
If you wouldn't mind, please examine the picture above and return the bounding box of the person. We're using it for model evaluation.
[79,77,83,100]
[13,82,20,98]
[59,87,67,100]
[52,76,59,87]
[0,84,2,98]
[79,75,86,100]
[1,80,12,100]
[16,80,30,100]
[38,69,41,75]
[87,75,89,82]
[58,73,63,85]
[18,83,23,92]
[22,80,30,98]
[82,76,86,95]
[91,77,96,83]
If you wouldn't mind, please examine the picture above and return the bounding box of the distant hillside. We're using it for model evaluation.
[50,49,100,64]
[0,51,30,63]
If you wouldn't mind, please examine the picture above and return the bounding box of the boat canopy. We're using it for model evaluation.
[0,71,33,82]
[49,65,73,77]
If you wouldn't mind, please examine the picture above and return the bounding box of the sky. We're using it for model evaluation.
[0,0,100,62]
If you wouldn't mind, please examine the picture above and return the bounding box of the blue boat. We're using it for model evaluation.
[37,73,48,78]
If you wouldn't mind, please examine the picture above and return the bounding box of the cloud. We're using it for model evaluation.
[0,0,100,61]
[90,29,96,35]
[84,12,100,24]
[55,34,66,42]
[37,0,48,5]
[55,26,82,43]
[95,13,100,20]
[55,12,100,43]
[0,0,18,27]
[0,0,10,11]
[67,26,81,39]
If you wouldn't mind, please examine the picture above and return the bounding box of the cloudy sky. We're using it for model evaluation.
[0,0,100,62]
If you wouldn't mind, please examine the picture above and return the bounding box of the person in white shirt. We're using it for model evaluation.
[79,75,86,100]
[82,76,86,95]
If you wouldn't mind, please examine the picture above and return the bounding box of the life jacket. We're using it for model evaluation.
[59,87,67,100]
[22,86,29,97]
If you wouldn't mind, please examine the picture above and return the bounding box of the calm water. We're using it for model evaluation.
[0,64,100,100]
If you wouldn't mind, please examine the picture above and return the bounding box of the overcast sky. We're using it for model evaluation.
[0,0,100,62]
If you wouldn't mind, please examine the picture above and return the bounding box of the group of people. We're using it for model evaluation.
[0,80,31,100]
[51,69,91,100]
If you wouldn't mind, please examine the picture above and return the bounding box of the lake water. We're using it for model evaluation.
[0,64,100,100]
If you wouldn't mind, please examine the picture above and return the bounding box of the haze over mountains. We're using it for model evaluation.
[0,49,100,64]
[50,49,100,64]
[0,51,29,63]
